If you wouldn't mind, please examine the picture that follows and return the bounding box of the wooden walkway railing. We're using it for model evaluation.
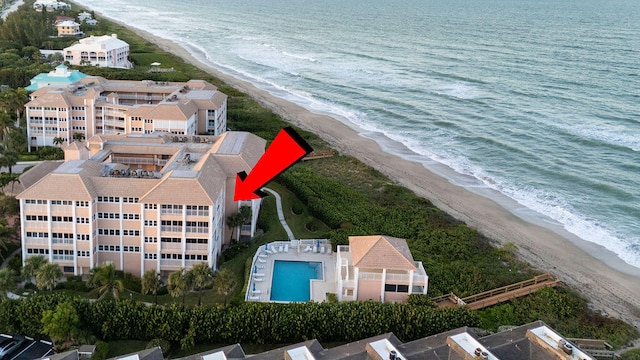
[432,273,561,311]
[302,150,335,161]
[462,273,560,310]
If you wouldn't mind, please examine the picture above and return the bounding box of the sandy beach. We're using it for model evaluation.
[123,27,640,329]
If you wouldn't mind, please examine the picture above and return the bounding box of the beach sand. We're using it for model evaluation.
[87,16,640,329]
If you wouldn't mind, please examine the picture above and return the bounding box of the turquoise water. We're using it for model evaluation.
[270,261,322,302]
[72,0,640,268]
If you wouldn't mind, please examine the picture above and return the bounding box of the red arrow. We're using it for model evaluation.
[234,127,313,201]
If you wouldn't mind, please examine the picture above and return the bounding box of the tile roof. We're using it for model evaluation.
[3,161,63,196]
[349,235,416,271]
[16,160,99,200]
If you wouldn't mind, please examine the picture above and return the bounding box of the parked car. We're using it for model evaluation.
[0,337,25,359]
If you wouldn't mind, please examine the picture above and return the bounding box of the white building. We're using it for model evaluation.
[34,0,71,11]
[64,34,132,69]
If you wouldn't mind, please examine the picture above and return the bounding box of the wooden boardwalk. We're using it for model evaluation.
[302,150,335,161]
[433,273,560,310]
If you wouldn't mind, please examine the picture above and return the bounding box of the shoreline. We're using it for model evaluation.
[128,24,640,328]
[56,5,640,328]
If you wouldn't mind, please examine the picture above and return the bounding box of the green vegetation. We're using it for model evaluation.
[621,349,640,360]
[0,294,478,346]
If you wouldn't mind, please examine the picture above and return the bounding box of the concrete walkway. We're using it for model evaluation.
[263,187,295,240]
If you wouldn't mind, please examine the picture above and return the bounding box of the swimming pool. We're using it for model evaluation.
[270,260,323,302]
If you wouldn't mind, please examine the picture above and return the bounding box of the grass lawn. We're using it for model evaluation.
[266,182,330,239]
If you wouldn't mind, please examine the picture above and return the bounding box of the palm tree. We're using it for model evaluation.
[168,268,190,305]
[0,268,17,297]
[188,262,212,306]
[226,213,242,244]
[90,263,124,300]
[72,132,85,142]
[52,137,64,146]
[36,263,63,291]
[23,254,48,284]
[213,268,236,306]
[0,88,28,123]
[142,269,163,305]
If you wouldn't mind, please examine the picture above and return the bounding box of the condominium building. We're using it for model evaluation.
[336,235,429,302]
[25,77,227,149]
[16,132,266,276]
[63,34,132,69]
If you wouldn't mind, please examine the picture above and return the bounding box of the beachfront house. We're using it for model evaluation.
[34,0,71,12]
[336,235,428,302]
[63,34,131,68]
[56,20,83,37]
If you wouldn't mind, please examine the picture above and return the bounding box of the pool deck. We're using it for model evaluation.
[247,240,336,303]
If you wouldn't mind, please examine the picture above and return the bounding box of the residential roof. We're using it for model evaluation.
[65,34,129,52]
[168,321,594,360]
[349,235,417,271]
[2,161,63,196]
[15,132,265,204]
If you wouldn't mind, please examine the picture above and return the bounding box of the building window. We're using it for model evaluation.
[144,253,157,260]
[384,284,410,293]
[144,237,157,243]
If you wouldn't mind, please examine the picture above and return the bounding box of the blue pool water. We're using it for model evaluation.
[270,260,323,302]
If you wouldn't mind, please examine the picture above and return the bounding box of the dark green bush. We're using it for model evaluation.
[37,146,63,160]
[146,338,171,356]
[291,203,304,215]
[220,242,250,263]
[91,341,109,360]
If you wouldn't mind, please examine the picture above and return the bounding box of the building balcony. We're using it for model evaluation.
[52,239,74,245]
[25,238,49,246]
[160,259,182,267]
[186,227,208,234]
[185,210,209,217]
[23,204,48,213]
[24,221,48,229]
[186,243,208,251]
[160,226,182,233]
[160,243,182,250]
[52,255,74,262]
[51,222,73,230]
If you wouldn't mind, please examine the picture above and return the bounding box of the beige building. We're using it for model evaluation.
[63,34,132,69]
[16,132,266,276]
[56,20,83,37]
[25,77,227,149]
[336,235,428,302]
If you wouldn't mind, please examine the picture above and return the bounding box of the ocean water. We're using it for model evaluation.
[72,0,640,268]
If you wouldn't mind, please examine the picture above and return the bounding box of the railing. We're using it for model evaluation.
[51,205,72,213]
[25,238,49,245]
[160,209,183,215]
[161,243,182,250]
[385,273,410,283]
[359,272,383,281]
[186,226,208,234]
[24,221,48,229]
[160,226,182,233]
[186,210,209,217]
[111,156,155,165]
[186,243,208,251]
[160,259,182,267]
[23,204,48,213]
[51,222,73,230]
[52,255,74,262]
[52,238,74,245]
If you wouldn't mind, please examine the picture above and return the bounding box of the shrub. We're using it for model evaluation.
[146,338,171,356]
[37,146,63,160]
[219,242,250,263]
[91,341,109,360]
[8,255,21,275]
[291,203,304,215]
